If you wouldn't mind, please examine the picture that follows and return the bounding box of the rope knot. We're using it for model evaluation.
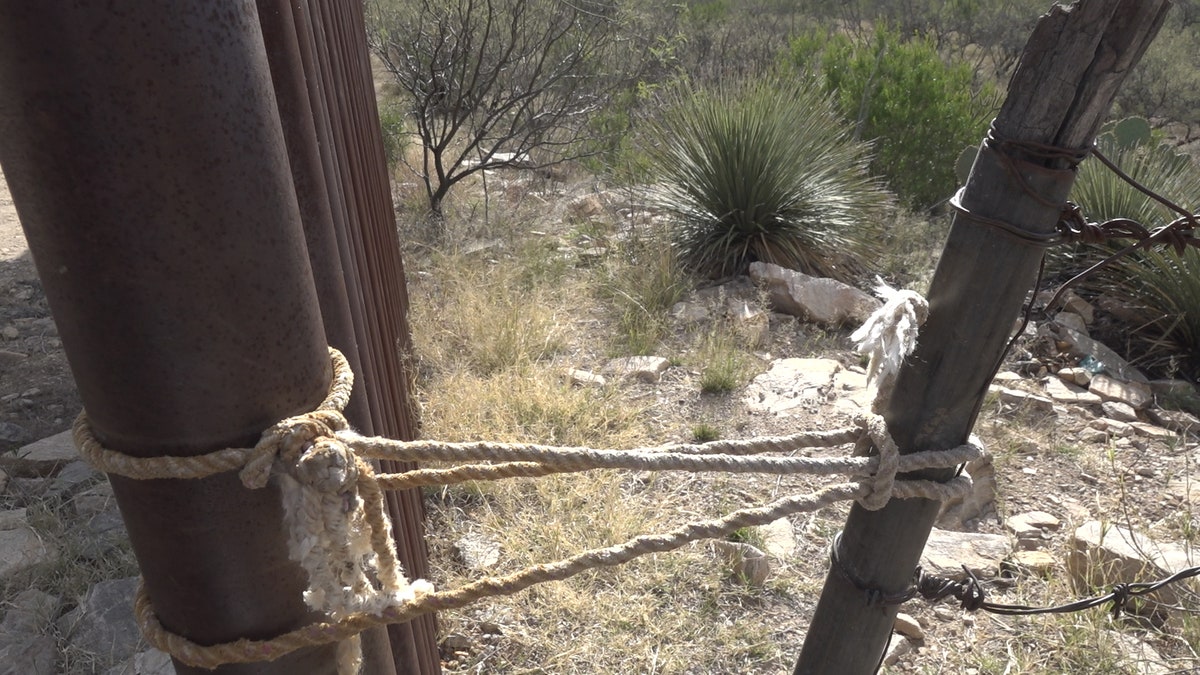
[854,414,899,510]
[241,409,350,490]
[294,437,360,495]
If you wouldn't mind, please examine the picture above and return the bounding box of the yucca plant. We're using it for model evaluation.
[645,76,889,281]
[1066,120,1200,379]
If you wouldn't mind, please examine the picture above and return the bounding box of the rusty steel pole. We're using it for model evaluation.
[0,3,357,673]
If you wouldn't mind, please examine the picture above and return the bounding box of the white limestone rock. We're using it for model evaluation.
[748,262,880,327]
[744,358,841,415]
[604,356,669,383]
[921,528,1010,579]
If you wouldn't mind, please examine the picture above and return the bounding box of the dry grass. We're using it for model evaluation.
[399,176,1200,674]
[402,183,825,674]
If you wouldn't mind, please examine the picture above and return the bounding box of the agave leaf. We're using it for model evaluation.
[646,76,889,281]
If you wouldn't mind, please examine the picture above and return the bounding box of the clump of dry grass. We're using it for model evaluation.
[404,199,816,673]
[410,252,571,378]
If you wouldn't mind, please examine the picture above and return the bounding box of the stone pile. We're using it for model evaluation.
[0,431,173,674]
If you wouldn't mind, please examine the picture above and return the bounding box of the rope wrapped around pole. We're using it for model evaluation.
[73,348,980,670]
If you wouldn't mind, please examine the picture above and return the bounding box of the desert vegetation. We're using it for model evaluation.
[360,0,1200,672]
[4,1,1200,674]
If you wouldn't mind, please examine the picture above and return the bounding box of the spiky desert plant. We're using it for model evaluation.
[646,76,889,281]
[1067,121,1200,378]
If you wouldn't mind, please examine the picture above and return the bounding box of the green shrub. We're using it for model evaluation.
[691,422,721,443]
[789,23,999,210]
[378,101,407,171]
[1067,124,1200,379]
[646,76,888,280]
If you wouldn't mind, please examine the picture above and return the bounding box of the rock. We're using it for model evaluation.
[992,371,1022,383]
[1043,324,1147,383]
[1002,550,1057,577]
[566,368,607,388]
[1092,417,1134,437]
[729,301,769,348]
[0,422,31,448]
[567,193,604,220]
[0,349,27,366]
[1089,374,1152,409]
[106,649,176,675]
[892,613,923,640]
[57,577,143,662]
[0,635,56,675]
[1100,400,1139,422]
[1004,511,1061,550]
[881,634,912,668]
[0,589,62,675]
[0,467,7,494]
[1167,478,1200,504]
[1128,422,1179,442]
[757,518,797,559]
[1108,631,1171,675]
[1054,311,1088,335]
[1078,427,1110,444]
[669,301,710,324]
[748,262,880,327]
[48,460,98,498]
[74,481,116,517]
[931,606,956,622]
[936,455,996,531]
[604,356,669,384]
[921,529,1010,579]
[1150,379,1200,417]
[1043,377,1102,405]
[1068,521,1195,607]
[441,633,473,653]
[830,367,873,415]
[744,358,840,415]
[0,430,79,477]
[712,541,770,586]
[992,386,1055,413]
[1146,408,1200,434]
[78,509,128,559]
[0,588,60,639]
[0,509,57,582]
[0,508,23,530]
[0,325,17,340]
[455,532,501,571]
[1058,367,1092,386]
[1059,292,1095,324]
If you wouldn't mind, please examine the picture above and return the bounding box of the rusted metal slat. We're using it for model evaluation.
[289,0,439,671]
[255,2,399,672]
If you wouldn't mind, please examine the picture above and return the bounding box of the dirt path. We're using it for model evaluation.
[0,167,78,451]
[0,166,27,261]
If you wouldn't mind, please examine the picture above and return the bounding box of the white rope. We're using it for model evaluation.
[851,277,929,411]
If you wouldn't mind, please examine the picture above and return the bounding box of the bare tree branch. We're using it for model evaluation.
[367,0,640,217]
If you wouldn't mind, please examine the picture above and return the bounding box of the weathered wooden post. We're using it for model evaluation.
[0,3,370,673]
[794,1,1170,672]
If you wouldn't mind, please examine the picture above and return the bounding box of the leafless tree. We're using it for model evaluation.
[367,0,630,217]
